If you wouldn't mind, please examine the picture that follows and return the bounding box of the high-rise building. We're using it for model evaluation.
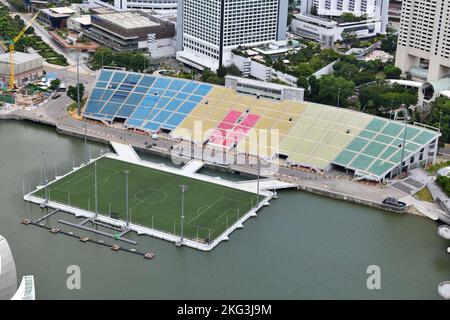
[302,0,388,21]
[395,0,450,82]
[176,0,288,71]
[292,0,389,46]
[113,0,178,12]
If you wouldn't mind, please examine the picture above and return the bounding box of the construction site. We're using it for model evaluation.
[0,10,59,110]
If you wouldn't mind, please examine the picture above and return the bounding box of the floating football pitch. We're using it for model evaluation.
[33,157,258,242]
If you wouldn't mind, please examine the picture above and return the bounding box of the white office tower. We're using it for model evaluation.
[302,0,388,19]
[395,0,450,82]
[292,0,389,46]
[176,0,288,71]
[113,0,178,12]
[0,235,17,300]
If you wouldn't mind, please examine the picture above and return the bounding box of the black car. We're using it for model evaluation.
[382,197,406,208]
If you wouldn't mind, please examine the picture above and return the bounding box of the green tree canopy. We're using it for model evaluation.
[317,75,355,108]
[381,34,398,54]
[67,83,85,104]
[333,61,360,80]
[383,65,402,79]
[429,97,450,143]
[49,79,60,91]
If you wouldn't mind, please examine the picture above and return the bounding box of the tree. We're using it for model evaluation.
[310,4,318,15]
[67,83,85,104]
[436,175,450,196]
[381,34,398,54]
[25,26,34,35]
[340,13,361,22]
[308,75,320,102]
[272,60,288,73]
[354,71,376,86]
[225,64,242,76]
[200,69,224,85]
[92,47,114,69]
[49,79,60,91]
[292,63,314,78]
[383,65,402,79]
[358,82,418,116]
[429,97,450,143]
[341,31,358,45]
[317,75,355,108]
[297,76,309,89]
[216,65,227,78]
[333,61,360,81]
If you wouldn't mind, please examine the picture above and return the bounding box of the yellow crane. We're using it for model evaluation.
[7,11,40,89]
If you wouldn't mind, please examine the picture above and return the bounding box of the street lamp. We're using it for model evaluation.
[124,170,130,227]
[256,154,260,207]
[42,151,48,203]
[94,161,98,219]
[179,184,189,242]
[399,104,408,178]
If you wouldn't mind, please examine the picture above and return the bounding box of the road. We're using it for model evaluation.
[1,0,94,75]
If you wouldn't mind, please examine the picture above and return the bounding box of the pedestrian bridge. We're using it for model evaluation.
[110,141,141,162]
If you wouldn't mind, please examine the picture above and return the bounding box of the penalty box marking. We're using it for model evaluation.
[54,162,122,196]
[188,197,243,228]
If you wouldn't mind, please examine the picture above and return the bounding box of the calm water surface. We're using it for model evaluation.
[0,121,448,299]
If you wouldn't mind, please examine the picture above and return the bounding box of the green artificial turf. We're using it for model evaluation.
[34,157,258,242]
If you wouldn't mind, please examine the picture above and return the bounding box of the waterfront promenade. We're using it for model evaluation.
[1,74,449,224]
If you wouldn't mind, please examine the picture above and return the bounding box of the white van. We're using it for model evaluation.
[151,133,159,140]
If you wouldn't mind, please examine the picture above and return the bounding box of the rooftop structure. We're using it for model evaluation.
[98,11,159,29]
[85,11,175,56]
[37,7,76,28]
[0,235,17,300]
[0,52,43,86]
[83,70,441,181]
[225,75,304,102]
[89,6,119,15]
[49,6,76,15]
[113,0,178,12]
[292,0,389,47]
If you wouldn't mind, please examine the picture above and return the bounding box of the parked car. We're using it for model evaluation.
[382,197,406,208]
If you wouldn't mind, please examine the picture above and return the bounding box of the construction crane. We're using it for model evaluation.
[6,11,40,90]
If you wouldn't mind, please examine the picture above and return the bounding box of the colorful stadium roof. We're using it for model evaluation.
[84,70,441,180]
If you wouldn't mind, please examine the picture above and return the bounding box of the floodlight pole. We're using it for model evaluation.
[94,161,98,218]
[42,151,48,203]
[124,170,130,227]
[256,154,260,207]
[179,184,189,242]
[76,50,81,116]
[399,104,408,178]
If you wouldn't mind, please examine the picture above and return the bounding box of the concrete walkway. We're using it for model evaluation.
[110,142,141,162]
[181,159,205,174]
[409,168,450,214]
[237,179,298,191]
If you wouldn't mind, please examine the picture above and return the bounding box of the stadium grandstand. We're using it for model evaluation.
[83,70,441,182]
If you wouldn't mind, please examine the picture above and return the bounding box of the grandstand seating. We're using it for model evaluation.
[84,70,213,132]
[84,70,441,181]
